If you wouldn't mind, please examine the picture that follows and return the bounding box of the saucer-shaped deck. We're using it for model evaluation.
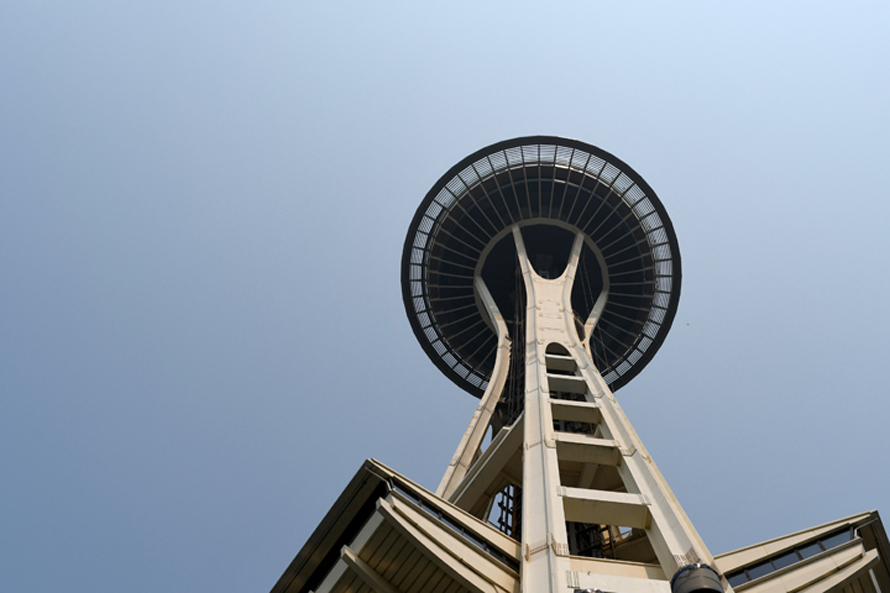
[401,136,681,397]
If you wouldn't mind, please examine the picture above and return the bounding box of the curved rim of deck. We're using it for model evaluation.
[401,136,682,397]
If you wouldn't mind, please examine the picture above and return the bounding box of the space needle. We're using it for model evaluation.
[270,137,890,593]
[402,136,721,593]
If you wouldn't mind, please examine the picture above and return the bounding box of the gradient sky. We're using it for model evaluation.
[2,2,889,592]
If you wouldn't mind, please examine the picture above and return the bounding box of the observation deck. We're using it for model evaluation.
[401,136,682,396]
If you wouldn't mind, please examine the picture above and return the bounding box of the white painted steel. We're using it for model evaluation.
[435,224,731,593]
[514,225,575,593]
[450,417,523,512]
[438,277,512,499]
[561,487,651,529]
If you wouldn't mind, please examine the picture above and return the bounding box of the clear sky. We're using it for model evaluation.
[2,2,889,592]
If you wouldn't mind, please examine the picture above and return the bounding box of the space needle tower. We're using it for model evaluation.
[272,137,889,593]
[401,136,726,593]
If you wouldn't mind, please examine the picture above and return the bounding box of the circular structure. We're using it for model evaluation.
[401,136,681,397]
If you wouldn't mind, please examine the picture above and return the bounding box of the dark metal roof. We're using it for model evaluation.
[401,136,681,397]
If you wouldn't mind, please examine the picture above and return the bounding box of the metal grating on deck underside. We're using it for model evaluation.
[402,136,681,397]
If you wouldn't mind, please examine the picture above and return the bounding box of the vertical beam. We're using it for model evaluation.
[514,226,572,593]
[438,277,512,499]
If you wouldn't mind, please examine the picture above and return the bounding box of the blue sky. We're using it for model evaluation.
[2,2,889,591]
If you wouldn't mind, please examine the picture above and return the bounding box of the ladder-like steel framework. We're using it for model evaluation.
[438,226,728,593]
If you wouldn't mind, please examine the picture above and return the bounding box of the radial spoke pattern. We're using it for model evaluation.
[401,137,681,397]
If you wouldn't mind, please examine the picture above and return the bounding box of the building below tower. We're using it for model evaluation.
[270,460,890,593]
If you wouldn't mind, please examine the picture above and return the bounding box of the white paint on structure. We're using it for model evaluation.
[436,224,732,593]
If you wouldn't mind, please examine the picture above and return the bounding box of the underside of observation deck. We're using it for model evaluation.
[402,136,681,397]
